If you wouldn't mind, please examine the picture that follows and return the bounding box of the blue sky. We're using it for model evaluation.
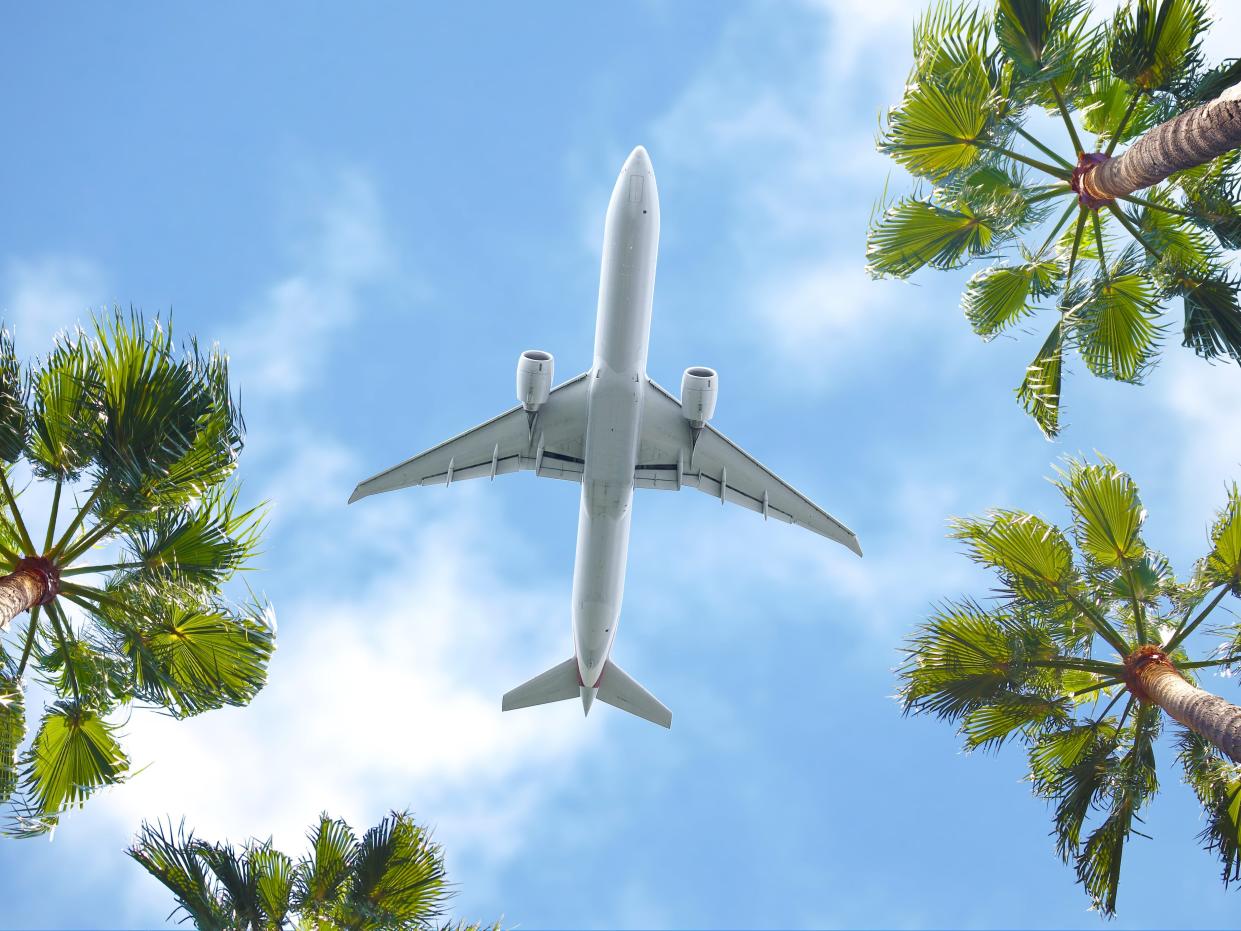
[2,2,1241,927]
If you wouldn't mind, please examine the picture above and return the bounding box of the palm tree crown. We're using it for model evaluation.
[0,312,273,837]
[868,0,1241,436]
[900,455,1241,914]
[129,810,496,931]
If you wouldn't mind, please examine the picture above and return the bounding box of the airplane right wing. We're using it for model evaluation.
[635,378,861,555]
[349,373,590,503]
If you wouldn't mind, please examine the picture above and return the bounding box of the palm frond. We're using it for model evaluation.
[97,582,275,718]
[1197,484,1241,596]
[348,812,451,930]
[1016,321,1065,437]
[27,328,103,481]
[1175,272,1241,364]
[120,485,263,588]
[1073,703,1160,916]
[0,674,23,803]
[19,700,128,820]
[866,198,996,278]
[0,328,28,464]
[962,258,1059,338]
[1068,270,1163,382]
[128,818,230,931]
[1110,0,1210,91]
[252,845,295,929]
[294,813,358,916]
[1029,718,1123,859]
[1055,457,1147,571]
[900,600,1053,720]
[1178,153,1241,250]
[879,54,994,181]
[950,509,1077,602]
[197,840,262,928]
[995,0,1089,80]
[1178,728,1241,885]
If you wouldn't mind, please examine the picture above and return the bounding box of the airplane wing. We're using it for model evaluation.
[349,372,590,503]
[634,378,861,555]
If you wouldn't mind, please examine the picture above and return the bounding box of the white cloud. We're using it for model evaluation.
[1,255,108,356]
[225,168,414,400]
[97,489,598,918]
[646,0,946,380]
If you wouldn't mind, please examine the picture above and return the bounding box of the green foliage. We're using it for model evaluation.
[0,312,270,835]
[0,332,27,465]
[872,0,1241,436]
[22,701,128,820]
[1016,320,1065,437]
[0,674,23,803]
[901,456,1241,914]
[130,811,487,931]
[1069,269,1163,382]
[867,198,997,277]
[1178,730,1241,884]
[963,258,1059,337]
[1110,0,1209,91]
[1198,484,1241,595]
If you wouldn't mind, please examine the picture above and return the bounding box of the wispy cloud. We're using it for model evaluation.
[225,167,415,400]
[1,255,108,356]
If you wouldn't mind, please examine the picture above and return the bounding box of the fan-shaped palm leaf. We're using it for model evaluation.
[1056,458,1146,571]
[1178,729,1241,884]
[867,198,997,278]
[0,330,27,465]
[127,819,230,931]
[0,673,23,803]
[22,700,128,819]
[294,814,358,916]
[1069,270,1162,381]
[1016,320,1066,437]
[879,60,994,181]
[1110,0,1209,92]
[906,457,1241,913]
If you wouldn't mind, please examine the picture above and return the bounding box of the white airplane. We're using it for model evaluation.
[349,146,860,729]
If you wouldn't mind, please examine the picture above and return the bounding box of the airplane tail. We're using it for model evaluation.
[502,657,672,729]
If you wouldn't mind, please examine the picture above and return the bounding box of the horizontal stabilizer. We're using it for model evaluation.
[597,660,672,728]
[502,658,579,711]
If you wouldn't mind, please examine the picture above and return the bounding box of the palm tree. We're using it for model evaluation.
[900,455,1241,914]
[0,312,273,837]
[868,0,1241,437]
[129,810,497,931]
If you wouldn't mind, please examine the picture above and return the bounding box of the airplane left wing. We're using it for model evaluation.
[635,378,862,555]
[349,373,590,503]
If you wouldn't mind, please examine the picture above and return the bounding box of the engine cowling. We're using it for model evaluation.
[516,350,554,411]
[680,366,718,427]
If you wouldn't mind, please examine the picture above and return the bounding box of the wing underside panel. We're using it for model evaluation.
[635,378,861,554]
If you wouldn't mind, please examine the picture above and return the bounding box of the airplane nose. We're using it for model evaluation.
[626,145,650,171]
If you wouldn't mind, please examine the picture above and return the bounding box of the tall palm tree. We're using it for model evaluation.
[0,312,273,837]
[868,0,1241,437]
[129,810,497,931]
[900,456,1241,914]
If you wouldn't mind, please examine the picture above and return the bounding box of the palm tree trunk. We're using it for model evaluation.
[1136,655,1241,763]
[0,561,54,631]
[1079,83,1241,203]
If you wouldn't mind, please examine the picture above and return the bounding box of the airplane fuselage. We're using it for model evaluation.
[573,146,659,689]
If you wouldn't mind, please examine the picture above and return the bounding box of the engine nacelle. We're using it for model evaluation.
[680,366,718,427]
[516,350,554,411]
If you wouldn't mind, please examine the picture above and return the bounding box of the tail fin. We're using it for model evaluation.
[501,656,672,728]
[502,658,579,711]
[597,660,672,728]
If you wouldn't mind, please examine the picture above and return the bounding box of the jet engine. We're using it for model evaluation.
[516,350,555,411]
[680,366,718,427]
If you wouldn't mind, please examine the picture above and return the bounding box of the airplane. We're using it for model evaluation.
[348,145,861,729]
